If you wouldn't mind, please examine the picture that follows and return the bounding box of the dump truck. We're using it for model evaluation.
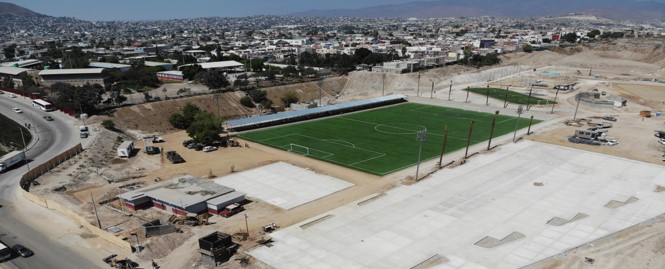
[0,151,26,173]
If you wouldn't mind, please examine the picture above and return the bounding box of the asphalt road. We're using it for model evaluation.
[0,93,106,269]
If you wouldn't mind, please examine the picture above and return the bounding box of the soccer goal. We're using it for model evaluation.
[288,143,310,155]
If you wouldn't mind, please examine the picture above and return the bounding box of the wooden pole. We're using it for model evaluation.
[438,125,449,168]
[464,120,475,159]
[91,193,102,229]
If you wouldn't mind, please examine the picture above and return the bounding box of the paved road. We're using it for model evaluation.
[0,93,107,268]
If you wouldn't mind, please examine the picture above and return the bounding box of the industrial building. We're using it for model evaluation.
[0,66,35,87]
[89,62,132,72]
[117,176,245,216]
[1,59,43,69]
[38,68,108,87]
[156,70,184,81]
[178,60,244,73]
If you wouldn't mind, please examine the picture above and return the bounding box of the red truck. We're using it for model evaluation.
[220,203,243,218]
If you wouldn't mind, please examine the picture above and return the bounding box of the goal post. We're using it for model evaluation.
[288,144,310,155]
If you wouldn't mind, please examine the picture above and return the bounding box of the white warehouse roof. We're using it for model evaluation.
[0,66,31,76]
[39,68,105,76]
[180,60,243,70]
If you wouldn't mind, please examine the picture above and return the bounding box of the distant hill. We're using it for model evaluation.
[0,2,41,16]
[290,0,665,22]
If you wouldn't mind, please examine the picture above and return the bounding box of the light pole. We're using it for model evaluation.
[550,88,560,114]
[317,79,323,107]
[414,129,427,181]
[573,93,581,120]
[513,105,524,142]
[430,80,434,99]
[448,80,452,101]
[244,214,250,238]
[416,71,421,97]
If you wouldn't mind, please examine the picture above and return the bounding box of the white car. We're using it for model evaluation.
[203,146,218,152]
[10,93,17,98]
[12,107,22,113]
[606,139,618,146]
[659,138,665,145]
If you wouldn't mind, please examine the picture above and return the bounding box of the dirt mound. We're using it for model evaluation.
[264,77,348,106]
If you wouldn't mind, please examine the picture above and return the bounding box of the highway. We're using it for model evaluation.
[0,93,107,268]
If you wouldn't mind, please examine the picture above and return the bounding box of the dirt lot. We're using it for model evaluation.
[30,38,665,269]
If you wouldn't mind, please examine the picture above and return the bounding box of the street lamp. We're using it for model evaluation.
[414,129,427,181]
[513,105,524,142]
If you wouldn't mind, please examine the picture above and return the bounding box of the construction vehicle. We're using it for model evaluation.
[0,151,26,173]
[169,213,209,226]
[262,222,280,233]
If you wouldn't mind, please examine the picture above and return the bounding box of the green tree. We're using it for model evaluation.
[51,83,104,114]
[562,33,578,43]
[248,89,267,103]
[186,111,223,145]
[522,44,534,53]
[251,58,264,72]
[101,120,117,131]
[168,113,188,129]
[240,96,255,108]
[280,91,300,107]
[180,64,203,80]
[194,70,229,89]
[587,30,601,39]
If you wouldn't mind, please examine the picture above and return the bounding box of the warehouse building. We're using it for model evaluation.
[157,70,184,81]
[145,61,174,71]
[179,60,244,73]
[118,176,245,216]
[89,62,132,72]
[39,68,108,87]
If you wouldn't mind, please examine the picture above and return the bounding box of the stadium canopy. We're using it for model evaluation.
[226,94,408,131]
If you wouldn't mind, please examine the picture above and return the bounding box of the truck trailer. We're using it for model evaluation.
[0,150,26,173]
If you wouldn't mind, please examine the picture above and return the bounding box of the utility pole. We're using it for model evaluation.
[527,115,534,135]
[213,93,221,118]
[244,214,250,238]
[550,88,560,114]
[438,125,449,169]
[573,94,581,120]
[91,194,102,229]
[19,127,30,171]
[464,120,475,159]
[417,71,421,97]
[503,85,510,108]
[415,130,427,181]
[525,84,534,111]
[448,80,452,101]
[382,73,385,96]
[465,87,470,103]
[430,80,434,99]
[487,111,499,150]
[485,86,490,106]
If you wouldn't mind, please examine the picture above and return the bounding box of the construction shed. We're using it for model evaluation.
[206,191,246,215]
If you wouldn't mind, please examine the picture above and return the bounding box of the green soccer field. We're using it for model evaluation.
[238,103,539,175]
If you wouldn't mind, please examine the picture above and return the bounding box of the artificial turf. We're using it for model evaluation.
[239,102,539,175]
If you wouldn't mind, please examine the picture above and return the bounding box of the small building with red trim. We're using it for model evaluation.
[118,176,241,216]
[157,70,184,81]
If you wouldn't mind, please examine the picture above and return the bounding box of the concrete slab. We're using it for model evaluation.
[249,141,665,269]
[213,162,354,210]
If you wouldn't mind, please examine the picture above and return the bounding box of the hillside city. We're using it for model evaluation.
[4,2,665,269]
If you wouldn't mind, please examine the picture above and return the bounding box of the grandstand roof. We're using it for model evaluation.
[226,94,407,130]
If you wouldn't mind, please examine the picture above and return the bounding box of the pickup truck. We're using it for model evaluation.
[220,203,244,218]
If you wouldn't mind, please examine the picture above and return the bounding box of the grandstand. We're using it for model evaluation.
[226,94,408,131]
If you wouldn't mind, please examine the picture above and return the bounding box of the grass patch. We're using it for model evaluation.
[0,113,32,156]
[239,103,540,175]
[466,87,556,105]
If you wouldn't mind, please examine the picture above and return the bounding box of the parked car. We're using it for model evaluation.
[12,244,33,257]
[182,139,194,147]
[12,108,22,113]
[203,146,218,152]
[43,115,54,121]
[10,93,17,98]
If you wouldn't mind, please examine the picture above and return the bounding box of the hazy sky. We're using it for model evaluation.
[5,0,421,21]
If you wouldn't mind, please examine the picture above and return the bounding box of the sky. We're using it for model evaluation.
[4,0,421,21]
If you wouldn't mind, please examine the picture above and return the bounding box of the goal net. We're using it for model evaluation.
[288,144,310,155]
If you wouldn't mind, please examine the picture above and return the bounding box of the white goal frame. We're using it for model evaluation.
[288,143,310,155]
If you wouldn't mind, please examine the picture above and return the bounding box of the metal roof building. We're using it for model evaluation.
[118,176,239,215]
[38,68,107,87]
[0,66,31,76]
[89,62,132,72]
[226,94,408,131]
[179,61,244,71]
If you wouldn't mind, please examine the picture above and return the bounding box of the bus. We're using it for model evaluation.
[0,241,11,261]
[32,99,54,112]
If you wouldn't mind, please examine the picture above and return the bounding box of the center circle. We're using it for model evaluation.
[375,123,426,135]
